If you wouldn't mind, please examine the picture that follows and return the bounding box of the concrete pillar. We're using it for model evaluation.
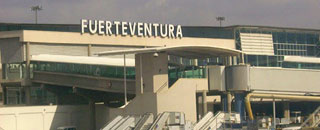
[233,56,237,65]
[227,92,232,113]
[235,93,245,122]
[2,64,7,80]
[25,42,31,105]
[221,94,228,112]
[25,87,31,105]
[283,102,290,119]
[89,99,96,130]
[240,53,245,64]
[2,86,6,105]
[25,42,31,79]
[202,91,208,115]
[196,93,201,121]
[228,56,233,66]
[273,99,276,129]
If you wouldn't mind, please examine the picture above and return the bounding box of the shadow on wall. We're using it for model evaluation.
[0,105,91,130]
[49,105,91,130]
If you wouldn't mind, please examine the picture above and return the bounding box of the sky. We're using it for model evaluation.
[0,0,319,29]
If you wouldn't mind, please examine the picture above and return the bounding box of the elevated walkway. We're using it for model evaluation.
[32,71,135,94]
[30,54,136,93]
[209,65,320,94]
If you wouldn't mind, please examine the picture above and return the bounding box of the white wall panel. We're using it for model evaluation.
[0,105,90,130]
[30,43,88,56]
[240,33,274,55]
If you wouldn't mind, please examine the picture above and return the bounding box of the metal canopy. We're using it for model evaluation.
[96,45,241,58]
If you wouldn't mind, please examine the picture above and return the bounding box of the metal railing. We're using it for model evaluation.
[301,106,320,128]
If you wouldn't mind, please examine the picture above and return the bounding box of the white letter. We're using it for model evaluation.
[168,24,175,38]
[176,25,183,38]
[89,20,97,34]
[153,23,159,37]
[98,20,105,35]
[129,22,136,36]
[114,21,120,35]
[144,23,152,37]
[81,19,88,34]
[105,21,112,35]
[137,22,143,36]
[160,24,168,38]
[122,22,128,36]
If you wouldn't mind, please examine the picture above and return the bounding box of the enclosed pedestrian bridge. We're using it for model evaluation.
[208,65,320,94]
[30,54,136,94]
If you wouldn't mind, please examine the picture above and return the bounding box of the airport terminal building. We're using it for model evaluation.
[0,21,320,130]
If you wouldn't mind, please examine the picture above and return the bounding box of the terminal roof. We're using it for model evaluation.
[96,45,241,58]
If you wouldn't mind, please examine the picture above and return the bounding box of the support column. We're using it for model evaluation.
[233,56,237,65]
[25,42,31,105]
[227,92,232,113]
[273,99,276,129]
[196,93,201,121]
[202,91,208,115]
[89,99,96,130]
[235,93,245,122]
[2,86,6,105]
[123,54,127,105]
[2,64,7,80]
[228,56,233,66]
[240,53,245,64]
[221,94,228,112]
[283,102,290,119]
[25,42,31,79]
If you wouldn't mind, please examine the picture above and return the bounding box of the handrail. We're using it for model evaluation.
[197,111,224,130]
[301,106,320,127]
[156,81,168,93]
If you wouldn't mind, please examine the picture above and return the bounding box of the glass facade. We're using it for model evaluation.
[235,27,320,70]
[168,66,206,86]
[32,61,136,79]
[272,32,319,56]
[6,87,25,105]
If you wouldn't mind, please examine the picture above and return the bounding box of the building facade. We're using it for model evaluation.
[0,23,320,129]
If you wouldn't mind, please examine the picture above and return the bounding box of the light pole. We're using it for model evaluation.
[31,5,42,24]
[216,16,225,27]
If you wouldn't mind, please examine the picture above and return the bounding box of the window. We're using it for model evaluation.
[287,32,296,43]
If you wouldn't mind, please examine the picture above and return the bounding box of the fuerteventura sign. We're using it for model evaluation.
[81,19,183,38]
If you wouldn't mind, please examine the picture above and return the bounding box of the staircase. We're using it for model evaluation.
[101,112,189,130]
[194,111,240,130]
[101,111,239,130]
[101,115,140,130]
[134,113,154,130]
[194,112,225,130]
[300,106,320,128]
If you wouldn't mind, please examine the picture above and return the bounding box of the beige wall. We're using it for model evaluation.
[135,53,169,94]
[0,105,90,130]
[0,30,235,50]
[108,78,207,123]
[157,78,206,122]
[106,53,209,123]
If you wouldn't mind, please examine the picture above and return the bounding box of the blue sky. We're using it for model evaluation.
[0,0,319,29]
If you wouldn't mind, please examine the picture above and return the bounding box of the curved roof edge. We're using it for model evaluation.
[97,45,242,58]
